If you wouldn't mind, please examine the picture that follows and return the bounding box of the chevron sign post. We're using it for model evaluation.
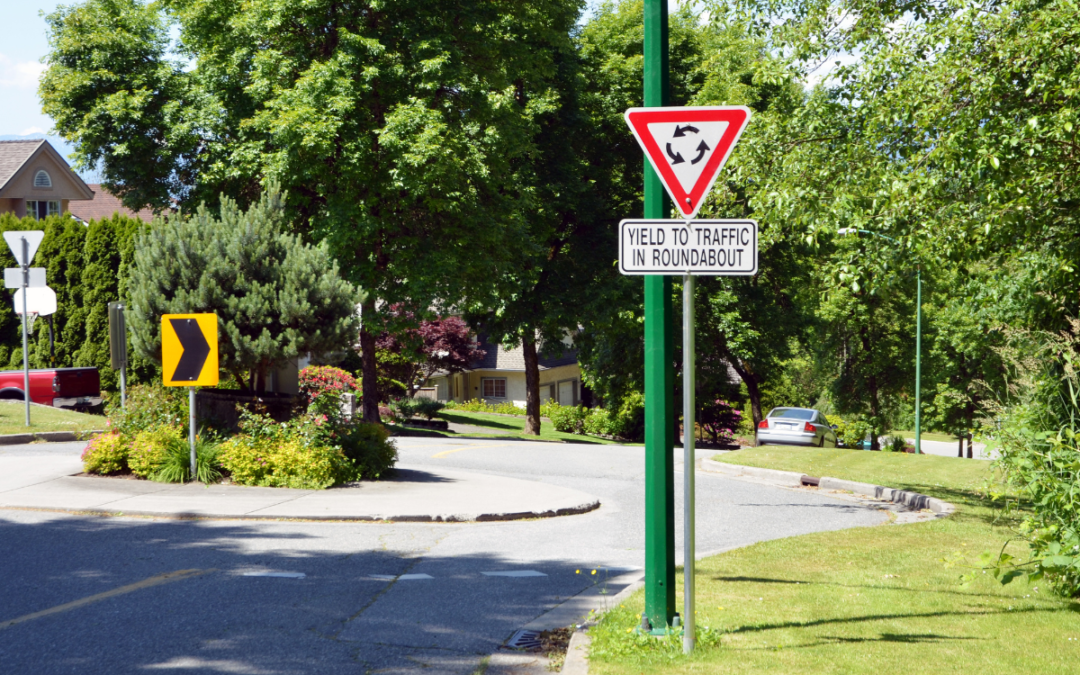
[162,314,218,481]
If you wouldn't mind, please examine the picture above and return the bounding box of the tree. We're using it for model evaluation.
[41,0,586,422]
[377,312,485,398]
[128,188,361,390]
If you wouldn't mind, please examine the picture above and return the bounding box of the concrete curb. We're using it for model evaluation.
[701,458,955,517]
[0,430,103,445]
[698,458,805,486]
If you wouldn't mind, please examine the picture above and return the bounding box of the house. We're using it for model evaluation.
[0,140,93,219]
[67,184,157,224]
[427,335,589,408]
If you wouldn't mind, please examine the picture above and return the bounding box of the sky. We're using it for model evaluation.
[1,1,64,138]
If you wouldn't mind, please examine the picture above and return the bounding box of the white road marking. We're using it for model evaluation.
[481,570,547,577]
[368,573,434,581]
[242,572,306,579]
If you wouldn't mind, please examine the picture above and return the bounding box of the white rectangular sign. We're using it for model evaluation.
[618,219,758,276]
[4,268,46,289]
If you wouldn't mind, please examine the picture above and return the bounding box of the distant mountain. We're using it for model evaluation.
[0,133,101,182]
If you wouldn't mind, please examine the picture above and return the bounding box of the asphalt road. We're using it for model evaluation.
[0,437,886,674]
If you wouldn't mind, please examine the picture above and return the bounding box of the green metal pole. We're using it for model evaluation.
[915,267,922,455]
[643,0,675,631]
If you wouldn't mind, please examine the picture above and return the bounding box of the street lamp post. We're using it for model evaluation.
[836,228,922,455]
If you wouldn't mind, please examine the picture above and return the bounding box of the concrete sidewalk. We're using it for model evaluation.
[0,448,600,522]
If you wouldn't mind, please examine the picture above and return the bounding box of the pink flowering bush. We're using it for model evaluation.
[299,366,360,407]
[700,399,742,445]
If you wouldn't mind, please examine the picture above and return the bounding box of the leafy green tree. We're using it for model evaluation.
[128,189,361,391]
[42,0,587,422]
[32,217,88,370]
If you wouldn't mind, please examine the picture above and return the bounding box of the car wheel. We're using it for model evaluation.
[756,438,766,447]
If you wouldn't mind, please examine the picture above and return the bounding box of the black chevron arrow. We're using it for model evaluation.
[672,124,699,137]
[170,318,210,381]
[666,143,685,164]
[690,139,710,165]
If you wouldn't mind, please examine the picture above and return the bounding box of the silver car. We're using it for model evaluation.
[756,407,838,447]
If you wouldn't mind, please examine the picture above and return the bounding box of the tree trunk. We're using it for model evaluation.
[967,432,973,459]
[868,376,881,451]
[958,435,964,458]
[522,332,541,435]
[359,297,380,423]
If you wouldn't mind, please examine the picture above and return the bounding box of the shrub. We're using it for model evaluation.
[222,408,396,485]
[128,425,183,478]
[337,422,398,480]
[107,383,188,435]
[445,399,525,415]
[612,392,645,441]
[218,436,347,489]
[414,399,445,420]
[81,432,130,474]
[548,404,589,433]
[389,397,421,420]
[834,416,871,448]
[583,408,614,436]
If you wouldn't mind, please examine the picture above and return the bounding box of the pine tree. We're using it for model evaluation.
[128,188,360,391]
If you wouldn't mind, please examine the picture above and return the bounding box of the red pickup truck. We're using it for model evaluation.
[0,367,102,409]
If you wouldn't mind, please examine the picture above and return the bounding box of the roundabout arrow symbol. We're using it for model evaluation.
[690,140,710,165]
[666,143,685,164]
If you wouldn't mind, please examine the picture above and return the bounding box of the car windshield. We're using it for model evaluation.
[768,408,815,421]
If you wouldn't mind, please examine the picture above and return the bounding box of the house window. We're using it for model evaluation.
[33,170,52,188]
[25,201,60,220]
[481,377,507,398]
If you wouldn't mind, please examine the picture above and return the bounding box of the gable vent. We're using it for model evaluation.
[34,170,52,188]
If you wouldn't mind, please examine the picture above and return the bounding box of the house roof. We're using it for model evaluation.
[462,335,578,373]
[0,140,44,189]
[0,140,94,201]
[67,184,157,224]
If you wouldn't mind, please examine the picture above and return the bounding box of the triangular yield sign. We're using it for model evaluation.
[3,230,45,267]
[624,106,751,220]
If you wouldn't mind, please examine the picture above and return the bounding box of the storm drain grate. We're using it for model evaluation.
[505,629,542,650]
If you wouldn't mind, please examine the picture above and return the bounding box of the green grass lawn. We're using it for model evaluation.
[588,447,1080,674]
[391,410,633,445]
[0,401,104,435]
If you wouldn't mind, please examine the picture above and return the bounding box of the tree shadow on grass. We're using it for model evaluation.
[439,412,523,431]
[708,574,1039,600]
[726,605,1051,636]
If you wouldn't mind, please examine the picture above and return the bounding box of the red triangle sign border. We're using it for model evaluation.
[624,106,752,220]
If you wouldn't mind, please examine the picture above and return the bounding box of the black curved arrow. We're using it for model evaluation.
[673,124,699,137]
[690,140,711,165]
[666,143,685,164]
[170,318,210,381]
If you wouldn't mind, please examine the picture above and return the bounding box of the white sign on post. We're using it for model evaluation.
[4,268,46,289]
[619,219,758,276]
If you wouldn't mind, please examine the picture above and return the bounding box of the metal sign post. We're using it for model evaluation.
[682,274,696,653]
[3,231,47,427]
[20,238,29,427]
